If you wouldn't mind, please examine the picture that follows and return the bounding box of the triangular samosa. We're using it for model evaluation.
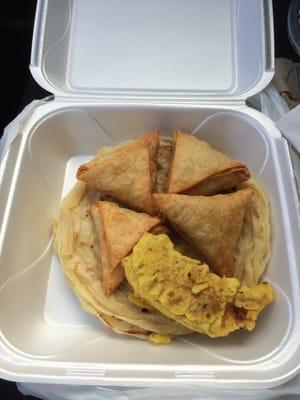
[77,131,159,215]
[153,189,253,277]
[90,201,161,295]
[167,131,250,195]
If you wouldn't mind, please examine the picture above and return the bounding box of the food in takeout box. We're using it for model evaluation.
[53,130,273,344]
[89,200,161,295]
[122,233,273,338]
[153,189,253,277]
[77,130,159,215]
[167,130,251,195]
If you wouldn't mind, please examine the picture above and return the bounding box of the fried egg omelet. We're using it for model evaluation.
[122,233,274,340]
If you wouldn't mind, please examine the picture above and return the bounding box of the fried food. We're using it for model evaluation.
[167,130,250,195]
[90,200,161,295]
[122,233,274,338]
[54,130,272,343]
[153,189,253,277]
[77,130,159,215]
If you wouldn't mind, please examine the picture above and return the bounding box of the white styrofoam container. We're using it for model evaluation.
[0,0,300,389]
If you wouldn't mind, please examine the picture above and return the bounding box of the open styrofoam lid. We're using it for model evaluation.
[30,0,274,101]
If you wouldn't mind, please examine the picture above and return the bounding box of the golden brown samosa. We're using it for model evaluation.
[90,201,161,295]
[167,131,250,195]
[153,189,253,277]
[77,131,159,215]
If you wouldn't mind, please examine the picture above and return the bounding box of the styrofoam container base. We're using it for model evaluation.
[0,101,299,387]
